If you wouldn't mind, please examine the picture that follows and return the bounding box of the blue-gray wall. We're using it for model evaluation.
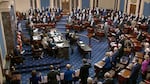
[82,0,90,9]
[120,0,125,12]
[40,0,50,9]
[143,2,150,16]
[0,24,6,59]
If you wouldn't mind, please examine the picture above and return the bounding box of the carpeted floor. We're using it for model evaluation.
[16,15,108,84]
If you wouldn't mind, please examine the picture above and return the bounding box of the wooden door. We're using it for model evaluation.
[62,0,70,14]
[130,4,136,15]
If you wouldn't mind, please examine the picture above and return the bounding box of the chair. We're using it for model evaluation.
[31,44,43,59]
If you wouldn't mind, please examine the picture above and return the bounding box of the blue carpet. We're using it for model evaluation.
[18,15,108,84]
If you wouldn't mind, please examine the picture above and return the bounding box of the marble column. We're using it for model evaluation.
[50,0,54,8]
[60,0,62,9]
[78,0,82,9]
[70,0,72,12]
[36,0,41,9]
[90,0,94,9]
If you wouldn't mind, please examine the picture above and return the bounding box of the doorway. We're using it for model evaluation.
[62,0,70,14]
[130,4,136,15]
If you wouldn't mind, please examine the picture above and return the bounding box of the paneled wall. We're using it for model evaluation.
[82,0,90,9]
[143,2,150,16]
[15,0,30,12]
[120,0,125,12]
[98,0,115,9]
[40,0,50,8]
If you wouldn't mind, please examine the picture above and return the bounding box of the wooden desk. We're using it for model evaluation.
[118,69,131,78]
[130,38,139,43]
[95,31,105,37]
[116,63,126,71]
[82,21,90,28]
[65,24,72,29]
[135,52,144,59]
[73,25,82,31]
[125,34,136,39]
[94,61,106,69]
[139,24,148,31]
[126,63,133,70]
[94,61,106,77]
[133,42,142,51]
[95,31,105,41]
[77,41,92,58]
[118,69,131,84]
[107,69,116,78]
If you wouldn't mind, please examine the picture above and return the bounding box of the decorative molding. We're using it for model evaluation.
[117,0,120,11]
[0,1,10,12]
[78,0,82,9]
[90,0,93,9]
[145,0,150,3]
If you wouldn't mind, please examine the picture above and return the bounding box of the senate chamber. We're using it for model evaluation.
[0,0,150,84]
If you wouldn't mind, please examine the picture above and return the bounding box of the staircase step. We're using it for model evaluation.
[15,60,63,69]
[15,63,66,73]
[57,26,66,28]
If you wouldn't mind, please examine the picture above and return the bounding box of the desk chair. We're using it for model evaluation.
[31,44,43,59]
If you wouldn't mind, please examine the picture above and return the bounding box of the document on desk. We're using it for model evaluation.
[55,43,64,47]
[53,36,63,43]
[33,35,41,40]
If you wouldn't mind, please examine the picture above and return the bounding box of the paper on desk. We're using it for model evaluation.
[79,41,83,44]
[56,43,64,47]
[80,44,85,47]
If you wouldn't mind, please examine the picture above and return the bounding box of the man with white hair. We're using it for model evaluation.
[145,48,150,55]
[87,77,93,84]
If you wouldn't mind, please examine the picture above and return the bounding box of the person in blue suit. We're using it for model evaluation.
[103,53,112,73]
[64,64,75,84]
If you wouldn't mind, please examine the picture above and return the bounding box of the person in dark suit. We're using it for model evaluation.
[47,65,60,84]
[65,29,70,40]
[29,70,41,84]
[79,59,91,84]
[14,45,21,56]
[130,59,141,84]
